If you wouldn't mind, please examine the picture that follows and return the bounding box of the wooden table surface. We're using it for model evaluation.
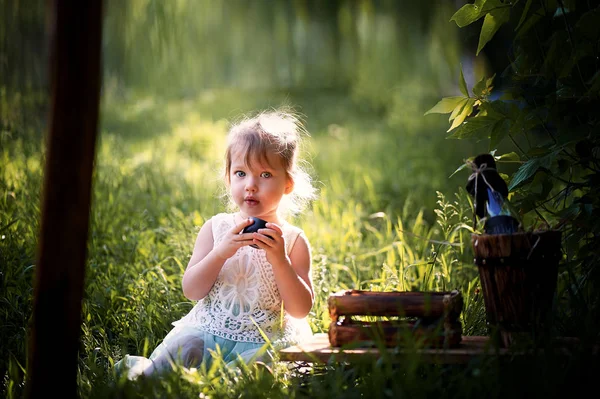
[278,333,594,364]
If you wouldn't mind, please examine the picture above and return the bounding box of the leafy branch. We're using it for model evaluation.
[426,0,600,334]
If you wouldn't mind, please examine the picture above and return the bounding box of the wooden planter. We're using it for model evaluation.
[472,230,562,347]
[327,290,463,348]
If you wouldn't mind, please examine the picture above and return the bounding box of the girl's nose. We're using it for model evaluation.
[245,177,257,191]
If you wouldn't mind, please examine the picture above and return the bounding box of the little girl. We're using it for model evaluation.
[117,109,317,378]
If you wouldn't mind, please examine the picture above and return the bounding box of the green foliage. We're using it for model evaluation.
[427,0,600,336]
[450,0,512,55]
[1,87,485,397]
[100,0,462,104]
[4,0,599,396]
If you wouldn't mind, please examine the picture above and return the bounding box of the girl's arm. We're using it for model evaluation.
[269,233,314,319]
[182,218,254,300]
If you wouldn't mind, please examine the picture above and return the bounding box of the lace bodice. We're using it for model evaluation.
[173,213,312,344]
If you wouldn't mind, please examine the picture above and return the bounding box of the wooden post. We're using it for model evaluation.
[26,1,103,397]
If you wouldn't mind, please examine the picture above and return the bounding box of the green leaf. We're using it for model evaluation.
[451,2,485,28]
[449,98,469,121]
[459,66,469,97]
[424,96,466,115]
[447,114,498,139]
[559,45,593,79]
[575,8,600,40]
[515,8,543,38]
[448,98,475,132]
[544,31,570,71]
[450,0,502,27]
[508,152,556,190]
[526,147,553,157]
[559,203,581,221]
[472,76,487,98]
[515,0,534,32]
[496,152,521,162]
[489,118,510,149]
[586,71,600,96]
[477,7,511,55]
[529,172,550,196]
[449,162,469,178]
[486,100,517,119]
[511,107,544,136]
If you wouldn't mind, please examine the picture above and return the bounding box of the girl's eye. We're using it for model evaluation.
[234,171,246,177]
[260,172,272,178]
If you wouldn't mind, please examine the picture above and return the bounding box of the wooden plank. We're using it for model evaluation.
[26,1,103,398]
[328,290,463,319]
[328,320,463,348]
[279,334,500,364]
[279,333,598,364]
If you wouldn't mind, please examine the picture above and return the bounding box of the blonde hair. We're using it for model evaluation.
[223,108,316,217]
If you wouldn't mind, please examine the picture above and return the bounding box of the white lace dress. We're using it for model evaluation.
[173,212,313,348]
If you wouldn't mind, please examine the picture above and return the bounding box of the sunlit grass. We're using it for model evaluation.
[9,90,590,398]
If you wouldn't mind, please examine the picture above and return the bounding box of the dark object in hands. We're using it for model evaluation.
[465,154,509,220]
[242,217,268,248]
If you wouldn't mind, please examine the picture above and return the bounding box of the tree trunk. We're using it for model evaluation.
[26,1,103,397]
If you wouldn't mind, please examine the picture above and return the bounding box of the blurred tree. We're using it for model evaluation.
[0,0,48,91]
[98,0,463,99]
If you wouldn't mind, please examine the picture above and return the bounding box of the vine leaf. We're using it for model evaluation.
[576,7,600,40]
[472,73,495,98]
[586,71,600,96]
[449,98,469,121]
[516,7,543,38]
[508,152,556,191]
[448,98,475,132]
[447,115,498,139]
[496,152,520,162]
[459,67,469,97]
[449,162,469,178]
[450,3,484,27]
[489,119,510,149]
[424,96,465,115]
[477,7,511,55]
[515,0,533,32]
[450,0,491,27]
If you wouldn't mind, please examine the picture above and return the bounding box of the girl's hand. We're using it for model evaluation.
[213,218,255,260]
[252,223,288,266]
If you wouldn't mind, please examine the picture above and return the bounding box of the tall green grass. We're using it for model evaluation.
[3,90,595,398]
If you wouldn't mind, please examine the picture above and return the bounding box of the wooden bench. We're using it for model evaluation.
[286,291,599,365]
[279,333,598,364]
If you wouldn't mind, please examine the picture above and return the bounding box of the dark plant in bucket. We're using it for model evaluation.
[465,153,520,235]
[464,154,562,347]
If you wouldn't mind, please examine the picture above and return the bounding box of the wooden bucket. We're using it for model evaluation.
[472,230,562,347]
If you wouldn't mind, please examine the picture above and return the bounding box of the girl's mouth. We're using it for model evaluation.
[245,198,259,206]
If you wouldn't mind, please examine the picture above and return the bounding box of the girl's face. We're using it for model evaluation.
[228,147,293,222]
